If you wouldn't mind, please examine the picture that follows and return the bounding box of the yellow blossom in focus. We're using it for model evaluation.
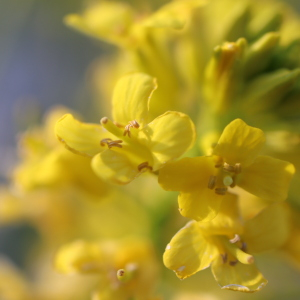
[163,197,290,292]
[159,119,295,221]
[56,73,196,184]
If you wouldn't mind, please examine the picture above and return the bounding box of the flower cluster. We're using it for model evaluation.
[2,0,300,299]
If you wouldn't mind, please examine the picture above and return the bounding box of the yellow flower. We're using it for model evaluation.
[56,73,196,184]
[64,1,208,118]
[55,238,159,300]
[159,119,295,221]
[64,0,207,48]
[0,257,32,300]
[163,198,290,292]
[13,106,108,197]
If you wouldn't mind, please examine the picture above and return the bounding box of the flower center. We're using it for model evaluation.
[207,158,242,195]
[100,117,153,171]
[218,235,253,266]
[123,120,140,137]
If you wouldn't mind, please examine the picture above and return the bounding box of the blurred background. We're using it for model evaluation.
[1,0,300,299]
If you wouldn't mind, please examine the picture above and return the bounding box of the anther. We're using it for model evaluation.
[223,162,235,173]
[117,269,125,278]
[100,138,123,149]
[229,260,238,266]
[114,121,124,128]
[101,117,108,124]
[208,175,217,189]
[215,187,228,195]
[123,120,140,137]
[138,161,153,172]
[116,268,129,282]
[108,140,123,149]
[241,242,247,252]
[221,253,228,264]
[100,138,112,147]
[234,163,241,174]
[229,234,241,244]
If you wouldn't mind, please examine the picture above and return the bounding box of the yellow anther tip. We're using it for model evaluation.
[101,117,108,124]
[247,256,254,264]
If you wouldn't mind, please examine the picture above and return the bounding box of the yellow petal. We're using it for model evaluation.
[55,114,109,157]
[200,193,243,236]
[139,111,196,170]
[213,119,265,167]
[142,0,207,29]
[55,240,104,274]
[91,149,139,185]
[64,2,134,47]
[43,105,77,146]
[0,189,24,224]
[158,156,215,192]
[0,259,31,300]
[13,149,69,190]
[211,255,267,293]
[163,221,218,279]
[238,155,295,202]
[179,189,223,222]
[112,73,157,128]
[244,203,290,254]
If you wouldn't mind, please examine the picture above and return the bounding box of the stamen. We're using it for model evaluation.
[226,241,254,264]
[138,161,153,172]
[117,269,125,278]
[100,138,123,149]
[114,121,124,128]
[241,242,247,252]
[208,175,217,189]
[223,162,235,173]
[234,163,241,174]
[123,120,140,137]
[221,253,228,263]
[223,175,233,186]
[229,234,241,244]
[229,260,238,266]
[100,117,108,124]
[215,187,228,195]
[117,263,137,282]
[230,178,236,188]
[100,138,112,147]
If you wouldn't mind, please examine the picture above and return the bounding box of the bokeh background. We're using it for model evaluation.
[1,0,300,299]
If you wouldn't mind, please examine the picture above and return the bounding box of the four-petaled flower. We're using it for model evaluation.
[163,197,290,292]
[55,73,196,184]
[159,119,295,221]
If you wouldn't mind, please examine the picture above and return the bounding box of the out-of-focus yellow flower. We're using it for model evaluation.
[56,73,196,184]
[159,119,294,221]
[55,238,159,300]
[0,257,32,300]
[280,208,300,269]
[163,198,290,292]
[64,0,207,48]
[172,293,220,300]
[13,106,108,197]
[65,1,208,118]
